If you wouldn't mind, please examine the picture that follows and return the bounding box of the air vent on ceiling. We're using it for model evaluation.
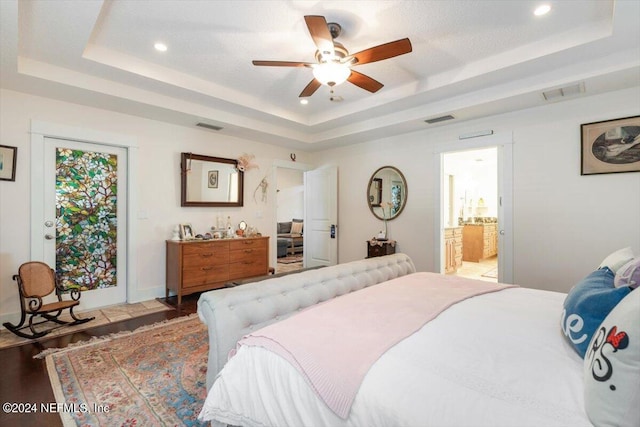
[196,122,223,131]
[542,82,585,101]
[424,114,455,124]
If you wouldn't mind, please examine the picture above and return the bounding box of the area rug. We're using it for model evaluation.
[0,299,173,350]
[44,314,208,426]
[277,254,303,264]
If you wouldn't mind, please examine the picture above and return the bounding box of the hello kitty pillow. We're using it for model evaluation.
[583,289,639,427]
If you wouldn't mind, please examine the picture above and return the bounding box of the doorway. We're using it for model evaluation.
[275,166,305,274]
[443,147,498,282]
[30,121,138,310]
[433,132,514,284]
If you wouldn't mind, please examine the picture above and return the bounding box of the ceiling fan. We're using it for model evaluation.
[252,15,412,98]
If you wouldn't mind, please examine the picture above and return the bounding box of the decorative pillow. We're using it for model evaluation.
[561,268,631,358]
[614,258,640,289]
[278,222,292,234]
[599,247,635,273]
[291,221,303,235]
[584,289,640,427]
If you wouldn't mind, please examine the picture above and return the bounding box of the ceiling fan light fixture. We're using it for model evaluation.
[313,62,351,86]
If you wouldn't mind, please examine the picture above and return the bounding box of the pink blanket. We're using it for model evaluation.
[235,272,517,418]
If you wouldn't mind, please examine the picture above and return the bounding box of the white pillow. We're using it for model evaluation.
[584,289,640,427]
[599,247,635,273]
[615,258,640,289]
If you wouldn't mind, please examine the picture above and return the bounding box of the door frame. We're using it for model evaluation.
[271,160,313,269]
[432,132,514,284]
[30,120,139,304]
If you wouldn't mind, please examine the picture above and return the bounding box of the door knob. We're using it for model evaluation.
[499,230,505,235]
[44,220,54,227]
[45,234,54,240]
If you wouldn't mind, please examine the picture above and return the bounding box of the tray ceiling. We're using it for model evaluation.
[1,0,639,150]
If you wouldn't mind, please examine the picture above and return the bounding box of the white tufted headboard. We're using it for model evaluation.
[197,253,416,390]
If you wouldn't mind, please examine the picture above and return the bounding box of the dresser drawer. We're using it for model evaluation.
[229,246,267,263]
[229,238,267,251]
[182,242,229,268]
[182,264,229,288]
[229,258,267,280]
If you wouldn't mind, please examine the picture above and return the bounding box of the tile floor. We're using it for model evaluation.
[0,299,172,350]
[454,256,498,282]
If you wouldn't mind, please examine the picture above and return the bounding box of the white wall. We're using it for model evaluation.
[314,87,640,293]
[1,86,639,325]
[0,88,312,324]
[276,168,304,222]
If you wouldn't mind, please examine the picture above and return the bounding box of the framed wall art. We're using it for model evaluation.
[581,115,640,175]
[0,145,17,181]
[208,170,219,188]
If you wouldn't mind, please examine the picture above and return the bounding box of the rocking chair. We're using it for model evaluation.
[2,262,94,339]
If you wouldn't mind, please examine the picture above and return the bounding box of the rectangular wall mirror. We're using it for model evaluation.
[181,153,244,207]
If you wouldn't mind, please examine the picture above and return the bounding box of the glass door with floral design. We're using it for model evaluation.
[42,137,127,309]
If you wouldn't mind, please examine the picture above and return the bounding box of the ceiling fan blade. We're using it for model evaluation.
[299,79,322,97]
[304,15,335,58]
[350,38,412,65]
[252,60,310,67]
[347,70,384,93]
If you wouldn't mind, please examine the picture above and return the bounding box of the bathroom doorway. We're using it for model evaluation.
[443,147,498,282]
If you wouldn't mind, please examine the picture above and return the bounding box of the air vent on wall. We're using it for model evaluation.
[424,114,455,124]
[196,122,223,131]
[542,82,585,101]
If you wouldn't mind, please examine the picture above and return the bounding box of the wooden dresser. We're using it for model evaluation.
[444,227,463,273]
[462,224,497,262]
[166,236,269,304]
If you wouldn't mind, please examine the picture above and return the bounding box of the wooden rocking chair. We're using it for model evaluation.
[2,262,94,339]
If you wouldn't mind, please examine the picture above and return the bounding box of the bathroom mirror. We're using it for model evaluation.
[367,166,407,220]
[181,153,244,207]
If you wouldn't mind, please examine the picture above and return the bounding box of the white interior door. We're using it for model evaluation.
[39,137,128,309]
[304,166,338,267]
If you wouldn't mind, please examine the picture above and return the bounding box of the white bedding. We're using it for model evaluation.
[199,287,592,427]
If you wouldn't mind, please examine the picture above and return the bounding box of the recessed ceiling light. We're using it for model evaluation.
[154,42,168,52]
[534,4,551,16]
[300,99,309,105]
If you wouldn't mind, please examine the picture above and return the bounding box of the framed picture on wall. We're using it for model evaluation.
[0,145,17,181]
[581,115,640,175]
[208,170,219,188]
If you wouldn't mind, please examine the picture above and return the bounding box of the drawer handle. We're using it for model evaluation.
[200,253,214,257]
[201,266,213,271]
[243,241,255,245]
[242,261,254,265]
[243,249,253,253]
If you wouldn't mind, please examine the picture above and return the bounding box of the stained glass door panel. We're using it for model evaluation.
[43,138,127,309]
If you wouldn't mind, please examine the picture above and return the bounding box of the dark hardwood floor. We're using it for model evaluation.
[0,294,199,427]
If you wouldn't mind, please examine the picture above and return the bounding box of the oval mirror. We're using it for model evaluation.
[367,166,407,220]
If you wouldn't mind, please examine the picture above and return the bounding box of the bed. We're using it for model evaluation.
[196,252,640,427]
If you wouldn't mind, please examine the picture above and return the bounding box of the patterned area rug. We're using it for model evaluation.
[277,254,303,264]
[0,299,173,350]
[44,314,208,426]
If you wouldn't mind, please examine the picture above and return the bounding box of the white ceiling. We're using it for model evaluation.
[1,0,639,151]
